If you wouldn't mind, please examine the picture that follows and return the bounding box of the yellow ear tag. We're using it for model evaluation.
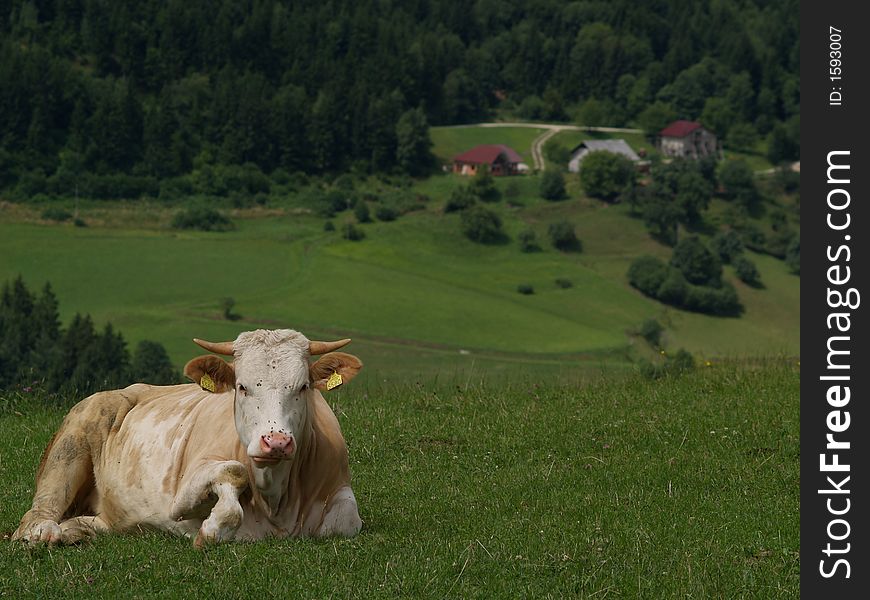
[326,371,343,390]
[200,373,216,393]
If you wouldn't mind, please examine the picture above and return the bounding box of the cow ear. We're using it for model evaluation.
[309,352,363,391]
[184,355,236,393]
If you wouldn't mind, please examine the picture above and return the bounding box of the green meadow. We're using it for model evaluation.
[0,183,798,382]
[430,125,546,165]
[1,363,799,598]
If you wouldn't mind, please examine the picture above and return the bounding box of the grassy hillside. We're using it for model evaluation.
[0,123,799,378]
[0,363,799,598]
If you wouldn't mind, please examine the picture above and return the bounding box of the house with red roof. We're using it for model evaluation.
[657,120,719,159]
[452,145,525,176]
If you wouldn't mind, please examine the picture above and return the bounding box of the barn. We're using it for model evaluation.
[568,139,641,173]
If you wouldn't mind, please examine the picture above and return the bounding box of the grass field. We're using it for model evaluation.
[0,363,799,598]
[430,126,547,165]
[0,192,799,378]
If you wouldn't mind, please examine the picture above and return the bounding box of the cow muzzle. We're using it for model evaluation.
[252,433,296,464]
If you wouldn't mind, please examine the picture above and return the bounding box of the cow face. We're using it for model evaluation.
[184,330,362,467]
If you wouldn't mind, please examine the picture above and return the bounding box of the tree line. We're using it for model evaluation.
[0,277,180,397]
[1,0,798,198]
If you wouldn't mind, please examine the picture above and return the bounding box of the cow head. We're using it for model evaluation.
[183,329,362,467]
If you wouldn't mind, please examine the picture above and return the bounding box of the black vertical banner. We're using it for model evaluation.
[801,1,869,596]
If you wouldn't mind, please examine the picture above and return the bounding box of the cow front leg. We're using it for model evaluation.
[318,486,362,537]
[169,461,249,547]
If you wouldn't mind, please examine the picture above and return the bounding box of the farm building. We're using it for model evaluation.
[568,139,641,173]
[453,145,525,176]
[657,120,719,159]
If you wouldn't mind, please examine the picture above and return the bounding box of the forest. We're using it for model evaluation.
[0,0,799,199]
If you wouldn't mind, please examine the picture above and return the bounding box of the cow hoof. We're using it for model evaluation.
[18,520,62,545]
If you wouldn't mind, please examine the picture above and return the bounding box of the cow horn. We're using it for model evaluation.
[309,338,351,355]
[193,338,235,355]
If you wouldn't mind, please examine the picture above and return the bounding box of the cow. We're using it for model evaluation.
[12,329,364,546]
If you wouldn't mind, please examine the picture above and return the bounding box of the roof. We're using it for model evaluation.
[454,144,523,164]
[659,120,703,138]
[570,139,640,161]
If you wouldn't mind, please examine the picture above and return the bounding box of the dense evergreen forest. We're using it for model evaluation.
[0,0,799,198]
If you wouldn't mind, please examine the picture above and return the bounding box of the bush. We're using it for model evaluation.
[444,186,476,213]
[733,255,761,286]
[670,236,722,286]
[639,319,664,347]
[461,205,504,244]
[548,221,582,252]
[73,218,87,228]
[710,230,744,264]
[41,207,73,222]
[375,206,398,222]
[171,207,235,232]
[469,166,500,203]
[656,269,688,305]
[518,229,541,253]
[517,284,535,295]
[354,199,371,223]
[221,297,240,321]
[342,223,365,241]
[627,256,669,297]
[540,170,566,201]
[684,281,742,316]
[580,151,636,201]
[554,278,573,289]
[323,220,335,231]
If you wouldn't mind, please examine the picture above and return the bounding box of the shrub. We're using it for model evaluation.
[554,278,573,289]
[627,256,669,297]
[171,207,235,232]
[342,223,365,241]
[323,220,335,231]
[469,166,500,203]
[733,256,761,286]
[710,230,744,264]
[41,207,73,222]
[517,284,535,295]
[354,199,371,223]
[444,186,476,213]
[639,319,664,347]
[73,218,87,227]
[580,151,636,201]
[656,269,688,305]
[461,205,504,244]
[375,206,398,222]
[684,281,742,316]
[221,297,240,321]
[540,170,566,201]
[518,229,541,253]
[670,236,722,287]
[548,222,582,252]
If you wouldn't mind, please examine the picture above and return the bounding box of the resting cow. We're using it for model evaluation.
[12,329,363,546]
